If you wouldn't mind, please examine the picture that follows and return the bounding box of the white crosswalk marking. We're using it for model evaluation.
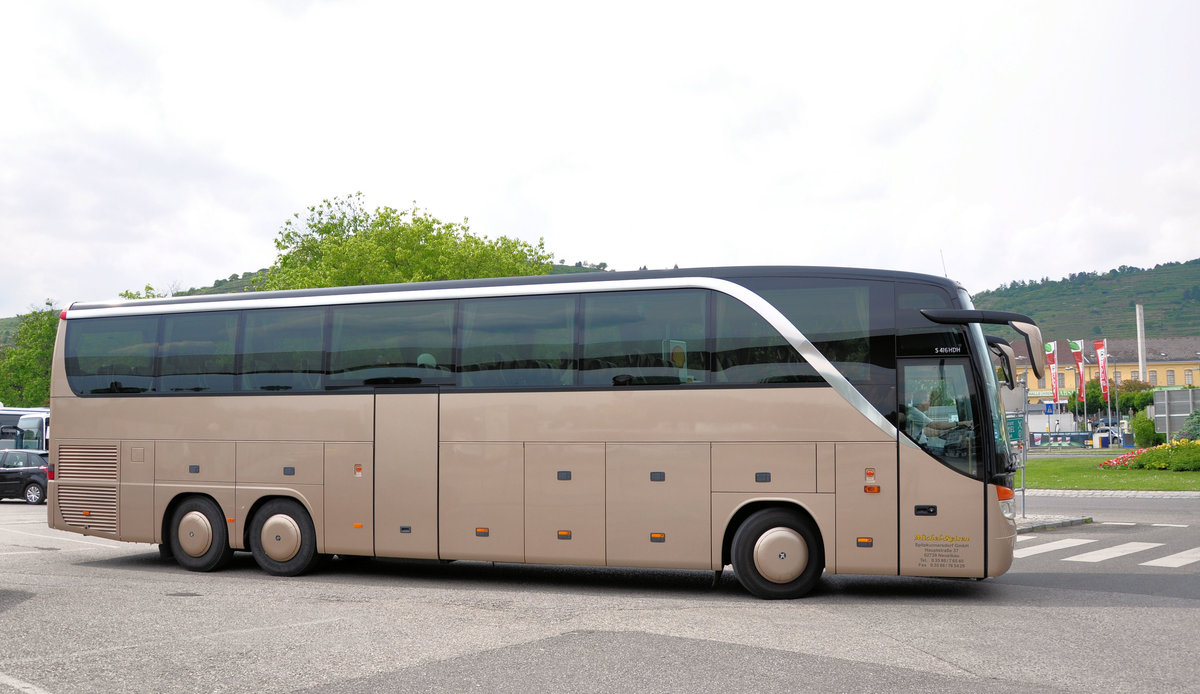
[1063,542,1164,563]
[1152,524,1188,528]
[1015,535,1035,542]
[1013,538,1096,558]
[1140,547,1200,568]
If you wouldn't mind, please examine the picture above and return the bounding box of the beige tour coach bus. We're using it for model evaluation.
[47,266,1044,599]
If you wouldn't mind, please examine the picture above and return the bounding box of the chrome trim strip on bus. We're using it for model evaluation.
[62,276,900,441]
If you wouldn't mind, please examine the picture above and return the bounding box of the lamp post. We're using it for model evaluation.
[1016,375,1028,518]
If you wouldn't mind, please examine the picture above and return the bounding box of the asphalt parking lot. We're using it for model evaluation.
[3,499,1198,693]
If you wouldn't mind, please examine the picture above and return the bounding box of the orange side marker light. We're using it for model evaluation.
[864,485,881,494]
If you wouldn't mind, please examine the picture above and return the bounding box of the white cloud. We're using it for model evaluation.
[2,0,1199,316]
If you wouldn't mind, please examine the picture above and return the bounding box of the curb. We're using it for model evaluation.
[1023,489,1200,499]
[1016,516,1092,534]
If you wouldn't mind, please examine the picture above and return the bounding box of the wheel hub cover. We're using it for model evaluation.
[753,527,808,584]
[261,514,302,562]
[177,510,213,558]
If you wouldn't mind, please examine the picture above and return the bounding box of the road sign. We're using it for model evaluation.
[1007,417,1024,440]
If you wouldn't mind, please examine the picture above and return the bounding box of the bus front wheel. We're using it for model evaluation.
[169,496,234,572]
[249,498,319,577]
[731,508,824,599]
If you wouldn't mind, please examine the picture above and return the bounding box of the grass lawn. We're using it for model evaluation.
[1021,455,1200,491]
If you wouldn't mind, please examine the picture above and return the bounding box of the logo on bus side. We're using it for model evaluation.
[914,534,970,543]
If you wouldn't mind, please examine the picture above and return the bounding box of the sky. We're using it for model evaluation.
[3,1,1199,317]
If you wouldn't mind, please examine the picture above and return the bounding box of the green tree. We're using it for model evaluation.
[0,301,59,407]
[1117,380,1156,415]
[260,194,552,291]
[119,284,171,300]
[1130,410,1164,448]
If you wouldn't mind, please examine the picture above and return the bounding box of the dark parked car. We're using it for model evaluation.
[0,449,48,504]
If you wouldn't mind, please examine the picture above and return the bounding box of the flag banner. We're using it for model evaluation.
[1045,341,1059,409]
[1069,340,1086,402]
[1094,338,1109,400]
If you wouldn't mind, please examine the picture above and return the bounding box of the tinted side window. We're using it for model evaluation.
[741,277,896,421]
[895,282,968,357]
[329,301,455,388]
[581,290,707,387]
[241,308,326,392]
[65,316,159,394]
[159,312,239,393]
[901,359,983,478]
[712,293,818,384]
[460,295,575,388]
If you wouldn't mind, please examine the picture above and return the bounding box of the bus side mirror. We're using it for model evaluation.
[986,335,1016,390]
[1008,320,1045,381]
[921,309,1045,382]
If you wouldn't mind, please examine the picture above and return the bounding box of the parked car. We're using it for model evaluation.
[0,449,48,504]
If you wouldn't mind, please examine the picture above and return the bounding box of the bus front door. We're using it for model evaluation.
[897,359,987,577]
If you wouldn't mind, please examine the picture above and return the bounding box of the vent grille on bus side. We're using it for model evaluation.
[57,445,119,480]
[57,485,118,534]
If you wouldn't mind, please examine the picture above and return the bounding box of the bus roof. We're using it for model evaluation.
[67,266,965,316]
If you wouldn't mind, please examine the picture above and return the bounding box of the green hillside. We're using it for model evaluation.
[0,315,19,346]
[175,270,267,297]
[971,258,1200,340]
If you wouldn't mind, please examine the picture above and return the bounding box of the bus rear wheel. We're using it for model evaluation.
[731,508,824,599]
[169,496,234,572]
[249,498,319,577]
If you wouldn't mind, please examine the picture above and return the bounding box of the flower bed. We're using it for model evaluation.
[1100,439,1200,471]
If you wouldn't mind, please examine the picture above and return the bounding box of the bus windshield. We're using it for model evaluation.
[17,415,47,450]
[969,321,1011,473]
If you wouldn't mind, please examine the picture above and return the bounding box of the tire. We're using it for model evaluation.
[731,508,824,599]
[24,483,45,505]
[168,496,235,572]
[249,498,319,577]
